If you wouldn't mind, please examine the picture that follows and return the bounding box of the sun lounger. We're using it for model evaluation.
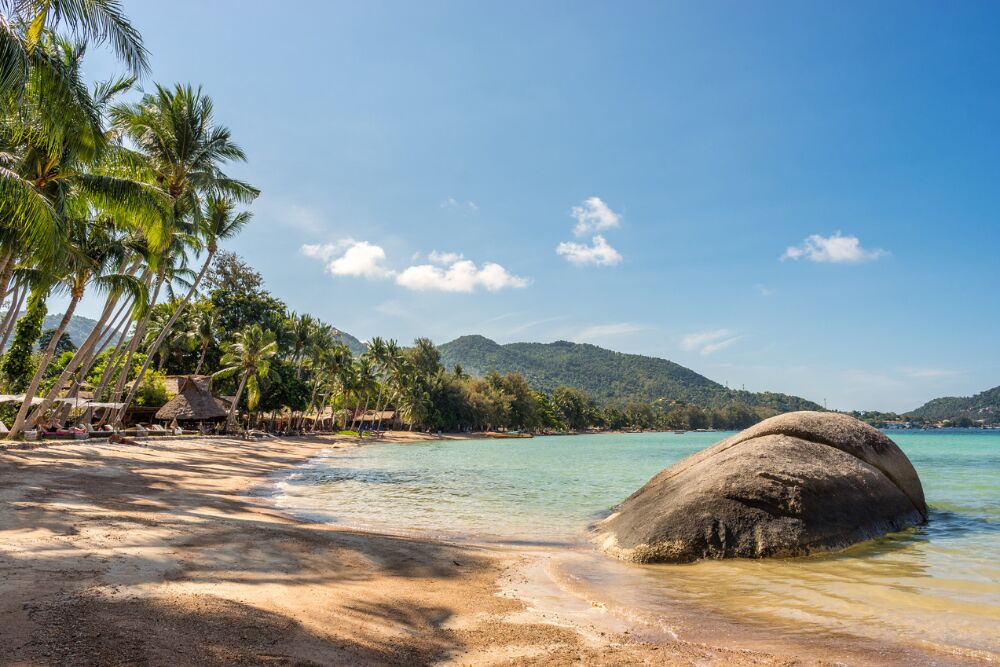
[24,430,38,441]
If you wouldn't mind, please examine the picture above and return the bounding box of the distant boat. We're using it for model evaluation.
[673,430,686,434]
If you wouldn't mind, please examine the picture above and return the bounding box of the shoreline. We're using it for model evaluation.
[0,433,983,665]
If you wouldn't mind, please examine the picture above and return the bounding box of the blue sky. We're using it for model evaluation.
[66,0,1000,412]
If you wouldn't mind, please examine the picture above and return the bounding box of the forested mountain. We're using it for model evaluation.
[42,314,99,350]
[907,385,1000,423]
[332,330,366,356]
[438,335,820,411]
[1,313,99,350]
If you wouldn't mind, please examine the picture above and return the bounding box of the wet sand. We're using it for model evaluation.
[0,433,907,665]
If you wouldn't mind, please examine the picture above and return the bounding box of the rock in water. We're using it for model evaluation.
[595,411,928,563]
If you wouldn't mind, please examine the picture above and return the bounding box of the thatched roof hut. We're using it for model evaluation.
[154,377,227,422]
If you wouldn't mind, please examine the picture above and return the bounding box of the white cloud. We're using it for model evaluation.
[571,197,621,237]
[573,322,645,342]
[396,259,528,293]
[441,197,478,211]
[556,235,622,266]
[782,232,888,263]
[303,240,526,293]
[754,283,775,297]
[681,329,743,356]
[428,250,464,265]
[301,240,394,279]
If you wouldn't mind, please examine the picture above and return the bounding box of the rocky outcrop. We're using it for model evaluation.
[595,412,927,563]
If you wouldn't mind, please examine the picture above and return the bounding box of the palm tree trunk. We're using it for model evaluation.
[0,249,17,307]
[194,341,208,375]
[9,292,82,434]
[227,371,249,429]
[114,251,215,425]
[10,295,120,439]
[91,299,133,361]
[107,268,161,409]
[357,394,370,436]
[92,305,136,401]
[0,282,26,351]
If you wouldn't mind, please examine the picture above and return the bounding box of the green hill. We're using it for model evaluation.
[438,335,820,411]
[0,313,100,350]
[43,313,99,349]
[333,329,367,356]
[907,385,1000,423]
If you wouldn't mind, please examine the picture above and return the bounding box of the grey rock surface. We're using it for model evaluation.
[595,411,927,563]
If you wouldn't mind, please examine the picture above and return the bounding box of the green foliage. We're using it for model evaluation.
[133,369,169,407]
[205,251,286,334]
[256,358,310,412]
[37,328,76,355]
[1,291,46,391]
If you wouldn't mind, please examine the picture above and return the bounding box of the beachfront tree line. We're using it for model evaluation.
[0,0,256,438]
[69,251,776,433]
[0,0,778,437]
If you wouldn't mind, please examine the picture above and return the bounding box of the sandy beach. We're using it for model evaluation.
[0,433,900,665]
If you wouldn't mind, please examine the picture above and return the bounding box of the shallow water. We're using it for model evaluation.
[274,430,1000,661]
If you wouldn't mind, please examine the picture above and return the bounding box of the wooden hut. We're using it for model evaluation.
[154,377,227,425]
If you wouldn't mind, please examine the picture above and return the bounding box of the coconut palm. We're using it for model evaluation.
[7,215,144,436]
[115,195,252,423]
[1,0,148,104]
[189,307,217,375]
[213,324,277,429]
[1,36,161,287]
[4,40,163,439]
[287,312,316,378]
[109,83,258,247]
[106,85,259,422]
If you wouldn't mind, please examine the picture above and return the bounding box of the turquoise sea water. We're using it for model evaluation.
[274,431,1000,661]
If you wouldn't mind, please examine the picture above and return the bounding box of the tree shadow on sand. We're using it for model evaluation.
[0,437,497,664]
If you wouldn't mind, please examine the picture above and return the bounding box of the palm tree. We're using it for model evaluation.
[190,307,217,375]
[4,40,162,439]
[213,324,277,429]
[348,356,376,433]
[109,83,258,246]
[106,83,259,422]
[375,339,401,431]
[7,215,143,436]
[1,0,148,104]
[116,196,252,423]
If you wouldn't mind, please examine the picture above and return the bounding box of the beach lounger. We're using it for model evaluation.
[24,429,38,441]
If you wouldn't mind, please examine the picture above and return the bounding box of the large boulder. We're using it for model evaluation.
[595,412,927,563]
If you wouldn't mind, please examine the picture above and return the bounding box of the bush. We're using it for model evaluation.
[134,369,169,407]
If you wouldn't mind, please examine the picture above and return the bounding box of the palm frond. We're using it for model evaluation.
[20,0,149,76]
